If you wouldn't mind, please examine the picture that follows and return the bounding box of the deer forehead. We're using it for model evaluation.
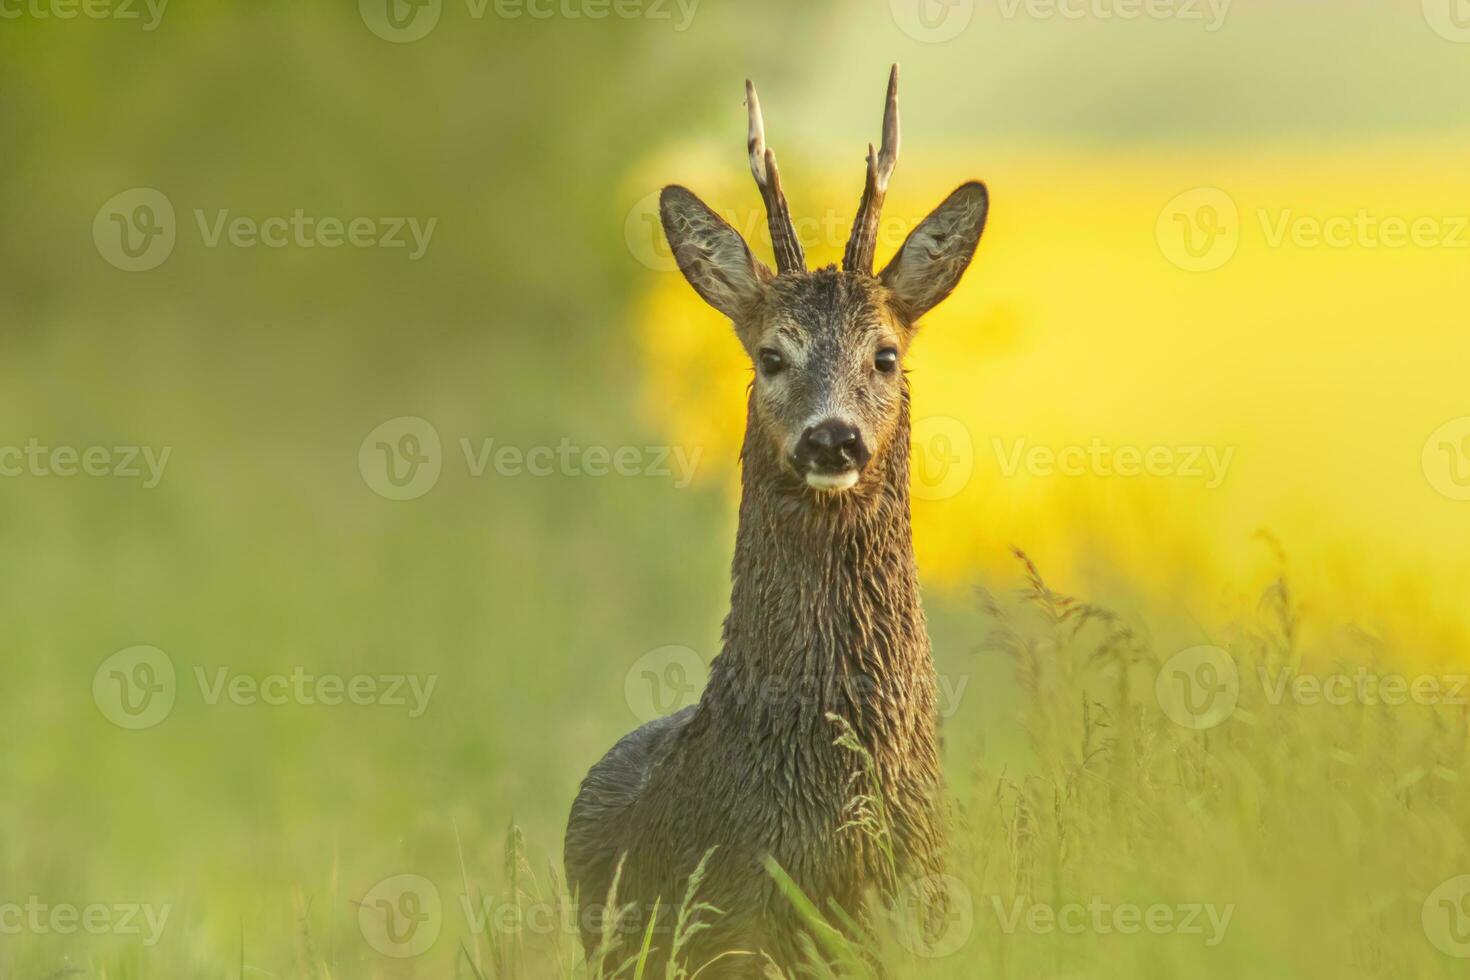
[753,275,902,358]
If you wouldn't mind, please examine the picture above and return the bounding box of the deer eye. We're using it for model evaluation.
[875,348,899,374]
[758,348,786,377]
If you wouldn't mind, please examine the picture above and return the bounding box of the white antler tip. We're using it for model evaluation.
[746,79,769,185]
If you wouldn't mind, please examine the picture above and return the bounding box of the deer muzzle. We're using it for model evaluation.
[794,419,870,491]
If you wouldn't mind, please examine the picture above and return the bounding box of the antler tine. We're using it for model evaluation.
[746,79,768,185]
[843,64,901,276]
[745,78,806,274]
[875,62,900,191]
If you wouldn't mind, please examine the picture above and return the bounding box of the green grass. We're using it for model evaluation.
[4,5,1469,978]
[447,553,1470,980]
[11,516,1464,980]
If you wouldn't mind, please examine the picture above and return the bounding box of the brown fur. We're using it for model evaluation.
[564,70,988,978]
[564,339,942,977]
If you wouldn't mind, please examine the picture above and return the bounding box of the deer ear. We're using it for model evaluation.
[660,185,771,323]
[880,181,989,321]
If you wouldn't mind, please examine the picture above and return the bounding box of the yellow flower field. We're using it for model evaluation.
[633,139,1470,667]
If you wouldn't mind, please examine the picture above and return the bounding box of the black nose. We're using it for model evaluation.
[796,420,868,472]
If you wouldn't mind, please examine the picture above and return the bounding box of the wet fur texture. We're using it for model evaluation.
[566,170,985,977]
[564,276,945,978]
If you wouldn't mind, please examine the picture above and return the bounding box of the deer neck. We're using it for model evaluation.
[711,394,932,727]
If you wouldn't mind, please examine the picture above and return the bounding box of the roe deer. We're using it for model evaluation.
[565,65,989,977]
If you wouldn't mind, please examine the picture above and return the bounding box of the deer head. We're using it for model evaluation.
[659,65,989,495]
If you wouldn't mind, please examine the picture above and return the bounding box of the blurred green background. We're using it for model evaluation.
[4,1,1470,977]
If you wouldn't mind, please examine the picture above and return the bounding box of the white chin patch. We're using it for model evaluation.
[805,470,860,491]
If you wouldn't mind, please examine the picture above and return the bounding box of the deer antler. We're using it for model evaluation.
[746,79,806,275]
[843,64,900,276]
